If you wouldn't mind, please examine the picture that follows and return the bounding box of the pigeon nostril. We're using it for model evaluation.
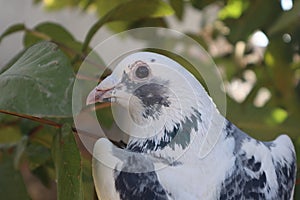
[96,88,114,98]
[96,88,112,92]
[96,87,115,94]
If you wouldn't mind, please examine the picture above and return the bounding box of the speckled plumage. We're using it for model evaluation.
[87,52,296,200]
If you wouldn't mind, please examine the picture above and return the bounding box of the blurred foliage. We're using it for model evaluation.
[0,0,299,199]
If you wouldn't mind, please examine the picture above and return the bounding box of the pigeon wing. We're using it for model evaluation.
[93,138,170,200]
[219,124,296,200]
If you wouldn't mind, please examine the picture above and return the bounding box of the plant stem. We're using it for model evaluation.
[0,110,62,128]
[0,110,99,139]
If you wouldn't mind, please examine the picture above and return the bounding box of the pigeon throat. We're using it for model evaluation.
[126,108,202,153]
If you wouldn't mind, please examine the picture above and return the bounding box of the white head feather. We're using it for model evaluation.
[87,52,221,153]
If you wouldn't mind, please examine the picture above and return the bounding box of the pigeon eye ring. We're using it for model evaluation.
[131,61,151,81]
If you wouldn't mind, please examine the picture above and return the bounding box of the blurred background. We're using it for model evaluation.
[0,0,299,199]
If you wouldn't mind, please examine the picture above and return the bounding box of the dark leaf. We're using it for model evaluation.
[52,124,94,200]
[26,142,51,170]
[0,49,27,74]
[224,0,282,43]
[0,23,26,43]
[82,0,174,52]
[0,152,30,199]
[52,124,82,200]
[32,165,52,187]
[268,1,300,35]
[96,105,114,128]
[23,22,74,47]
[0,126,22,149]
[218,0,249,20]
[0,41,75,117]
[190,0,218,10]
[169,0,185,20]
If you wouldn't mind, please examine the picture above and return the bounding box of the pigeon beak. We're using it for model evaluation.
[86,87,114,105]
[86,75,120,105]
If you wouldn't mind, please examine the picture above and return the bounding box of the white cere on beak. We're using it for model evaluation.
[86,75,118,105]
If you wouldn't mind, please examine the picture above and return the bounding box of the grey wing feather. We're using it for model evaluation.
[219,154,269,199]
[272,146,296,199]
[114,154,170,200]
[219,122,296,200]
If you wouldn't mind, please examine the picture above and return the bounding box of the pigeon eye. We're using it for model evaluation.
[135,65,150,79]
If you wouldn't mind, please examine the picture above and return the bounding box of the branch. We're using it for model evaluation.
[0,106,126,148]
[0,110,61,128]
[0,110,99,139]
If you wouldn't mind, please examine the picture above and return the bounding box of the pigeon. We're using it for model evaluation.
[86,52,297,200]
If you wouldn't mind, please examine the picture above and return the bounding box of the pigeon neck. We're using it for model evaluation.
[126,107,207,153]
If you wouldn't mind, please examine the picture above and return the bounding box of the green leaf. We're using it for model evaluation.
[224,0,282,43]
[0,152,30,199]
[218,0,249,20]
[32,165,52,187]
[0,23,26,43]
[129,18,168,30]
[0,126,22,148]
[22,22,91,68]
[23,22,85,61]
[267,108,288,124]
[29,126,56,149]
[95,0,128,16]
[94,0,131,32]
[96,105,114,128]
[190,0,217,10]
[0,49,27,75]
[52,124,94,200]
[23,22,74,47]
[82,0,174,52]
[52,124,82,200]
[80,156,94,200]
[26,142,51,170]
[169,0,185,20]
[0,41,75,117]
[42,0,72,10]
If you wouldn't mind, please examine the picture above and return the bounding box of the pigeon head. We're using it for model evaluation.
[86,52,217,152]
